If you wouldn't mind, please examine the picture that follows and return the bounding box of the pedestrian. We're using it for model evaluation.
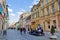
[3,30,7,36]
[28,28,30,31]
[20,28,22,35]
[3,26,7,36]
[23,28,26,34]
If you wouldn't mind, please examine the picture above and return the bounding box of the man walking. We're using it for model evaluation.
[20,28,22,35]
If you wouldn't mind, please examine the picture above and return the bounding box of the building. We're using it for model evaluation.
[14,21,20,29]
[31,0,60,31]
[0,0,9,31]
[19,12,31,28]
[26,14,31,30]
[31,2,40,30]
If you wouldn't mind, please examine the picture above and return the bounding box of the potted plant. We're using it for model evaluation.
[51,25,55,35]
[50,25,57,40]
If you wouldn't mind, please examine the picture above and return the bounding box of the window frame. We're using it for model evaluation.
[52,4,55,13]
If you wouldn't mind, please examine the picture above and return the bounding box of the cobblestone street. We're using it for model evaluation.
[0,29,60,40]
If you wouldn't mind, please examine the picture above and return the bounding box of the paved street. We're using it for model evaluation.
[0,29,60,40]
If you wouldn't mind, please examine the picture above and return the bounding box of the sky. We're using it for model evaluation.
[6,0,40,25]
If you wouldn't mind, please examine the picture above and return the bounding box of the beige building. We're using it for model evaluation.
[31,0,60,31]
[19,12,31,28]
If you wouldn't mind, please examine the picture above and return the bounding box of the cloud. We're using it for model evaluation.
[8,4,11,6]
[29,5,33,8]
[17,9,25,15]
[33,0,40,5]
[29,0,40,9]
[18,11,23,15]
[9,9,26,25]
[21,9,25,12]
[8,8,13,12]
[10,13,15,17]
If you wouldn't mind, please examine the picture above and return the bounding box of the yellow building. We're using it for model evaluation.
[31,0,60,31]
[31,2,40,30]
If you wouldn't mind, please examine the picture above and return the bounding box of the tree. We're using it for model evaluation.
[51,25,55,35]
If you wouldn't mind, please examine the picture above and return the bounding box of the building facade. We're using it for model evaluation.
[19,12,31,28]
[26,14,31,30]
[31,0,60,31]
[31,2,40,30]
[0,0,9,31]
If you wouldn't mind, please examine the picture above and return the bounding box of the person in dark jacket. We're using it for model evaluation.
[23,28,26,34]
[20,28,22,35]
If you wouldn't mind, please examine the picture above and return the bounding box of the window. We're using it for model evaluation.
[52,4,55,13]
[46,0,48,4]
[37,11,40,17]
[41,2,44,7]
[34,9,36,11]
[47,7,50,15]
[42,9,44,15]
[36,13,37,17]
[58,1,60,11]
[32,14,34,19]
[34,14,36,18]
